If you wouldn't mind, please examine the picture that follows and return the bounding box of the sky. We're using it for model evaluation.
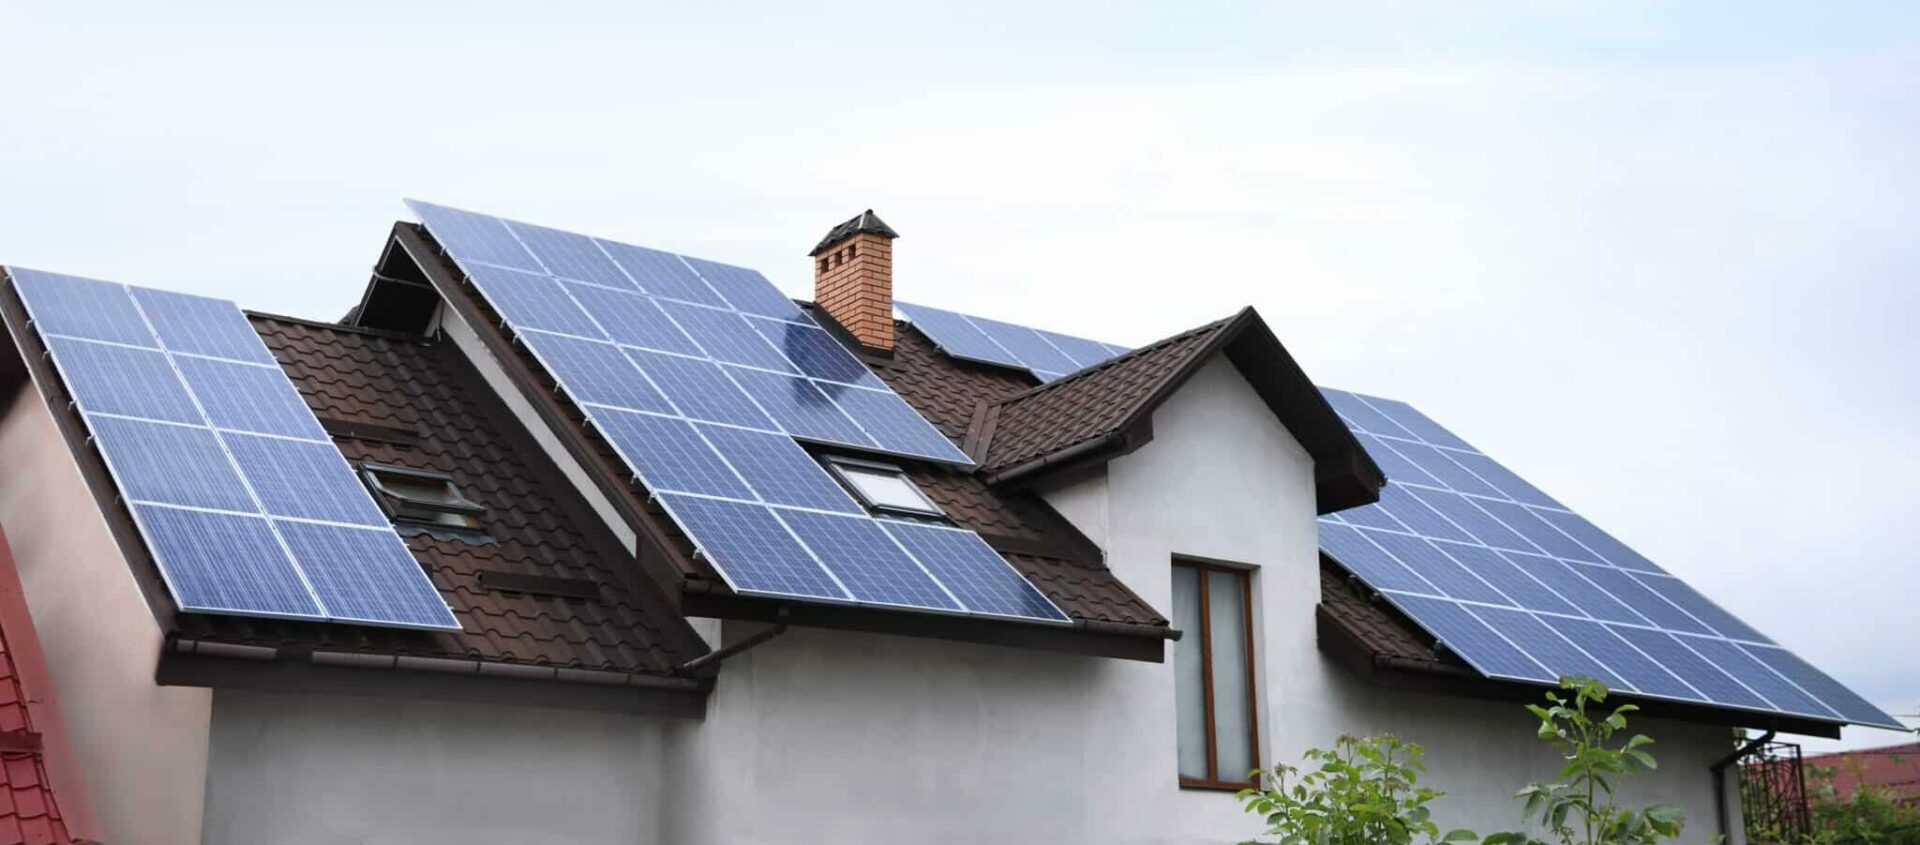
[0,1,1914,751]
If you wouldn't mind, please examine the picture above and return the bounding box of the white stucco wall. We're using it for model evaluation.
[1042,356,1735,841]
[201,689,675,845]
[0,386,211,845]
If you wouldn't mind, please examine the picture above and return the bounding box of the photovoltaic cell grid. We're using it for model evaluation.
[409,201,1067,625]
[408,200,966,465]
[5,267,458,631]
[1316,387,1901,729]
[896,301,1129,383]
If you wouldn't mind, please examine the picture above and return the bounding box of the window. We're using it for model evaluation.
[359,464,485,529]
[824,457,944,517]
[1172,559,1260,789]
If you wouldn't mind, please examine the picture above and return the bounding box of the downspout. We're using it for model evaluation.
[674,608,790,676]
[1712,729,1774,844]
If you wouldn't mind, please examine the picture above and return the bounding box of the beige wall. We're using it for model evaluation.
[0,385,211,845]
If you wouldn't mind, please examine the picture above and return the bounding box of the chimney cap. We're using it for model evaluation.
[809,209,899,256]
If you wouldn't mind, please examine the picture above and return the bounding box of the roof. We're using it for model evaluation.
[0,530,78,845]
[172,314,709,680]
[808,210,898,256]
[1801,742,1920,803]
[974,307,1384,513]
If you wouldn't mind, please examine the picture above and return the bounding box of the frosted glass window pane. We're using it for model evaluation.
[1171,566,1208,781]
[1208,569,1255,780]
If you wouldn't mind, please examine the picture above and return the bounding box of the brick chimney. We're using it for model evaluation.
[810,210,899,351]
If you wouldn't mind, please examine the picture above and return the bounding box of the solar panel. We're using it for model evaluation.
[879,521,1069,623]
[7,267,458,631]
[408,202,1072,625]
[896,301,1127,379]
[1316,386,1903,729]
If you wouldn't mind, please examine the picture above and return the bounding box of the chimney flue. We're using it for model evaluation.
[810,209,899,351]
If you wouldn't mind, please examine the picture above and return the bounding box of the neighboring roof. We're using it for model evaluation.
[975,307,1384,514]
[171,315,709,685]
[1801,742,1920,803]
[809,210,898,256]
[0,530,78,845]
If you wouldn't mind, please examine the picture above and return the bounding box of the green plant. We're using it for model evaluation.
[1482,677,1684,845]
[1802,757,1920,845]
[1239,732,1478,845]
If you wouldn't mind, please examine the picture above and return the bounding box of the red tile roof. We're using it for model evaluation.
[0,531,74,845]
[1804,742,1920,804]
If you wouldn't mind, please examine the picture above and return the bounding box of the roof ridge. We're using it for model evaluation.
[990,311,1243,410]
[244,310,429,343]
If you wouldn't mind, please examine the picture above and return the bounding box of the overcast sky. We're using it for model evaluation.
[2,1,1913,750]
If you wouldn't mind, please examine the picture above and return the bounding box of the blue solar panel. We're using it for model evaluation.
[44,337,203,424]
[682,256,805,321]
[1035,329,1117,371]
[503,220,632,290]
[1678,635,1837,719]
[1437,543,1582,616]
[133,505,323,619]
[1742,645,1902,728]
[777,510,959,611]
[656,494,848,600]
[408,200,542,272]
[175,356,330,440]
[593,239,722,305]
[895,302,1023,368]
[15,269,457,631]
[223,434,389,526]
[724,367,875,448]
[623,349,775,429]
[129,288,280,365]
[967,316,1079,375]
[589,408,753,499]
[87,417,255,511]
[1391,595,1551,681]
[10,268,155,347]
[275,521,456,629]
[562,282,703,356]
[1547,617,1702,700]
[519,330,673,414]
[879,522,1068,622]
[1609,625,1768,709]
[823,386,971,464]
[696,424,862,514]
[1317,388,1900,728]
[654,300,798,373]
[466,264,604,339]
[1468,605,1628,690]
[750,318,884,388]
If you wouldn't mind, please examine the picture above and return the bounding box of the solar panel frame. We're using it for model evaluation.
[878,521,1070,623]
[654,494,851,601]
[775,510,962,612]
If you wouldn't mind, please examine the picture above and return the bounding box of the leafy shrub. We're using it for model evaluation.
[1483,678,1684,845]
[1238,732,1478,845]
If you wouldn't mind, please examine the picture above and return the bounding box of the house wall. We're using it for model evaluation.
[1041,356,1736,841]
[0,384,212,844]
[201,689,674,845]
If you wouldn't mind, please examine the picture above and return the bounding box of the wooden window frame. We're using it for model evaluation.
[1175,558,1262,792]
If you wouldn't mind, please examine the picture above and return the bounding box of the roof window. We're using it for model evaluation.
[825,457,944,518]
[359,463,486,529]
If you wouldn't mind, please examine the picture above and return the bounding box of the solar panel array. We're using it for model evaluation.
[896,301,1129,382]
[5,267,459,631]
[409,201,1068,625]
[1318,387,1902,729]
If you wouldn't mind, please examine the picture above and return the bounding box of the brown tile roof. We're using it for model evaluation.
[874,322,1165,627]
[172,316,707,676]
[1316,558,1455,669]
[978,315,1235,476]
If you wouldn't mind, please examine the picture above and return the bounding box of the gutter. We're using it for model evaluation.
[984,431,1126,486]
[1712,729,1775,844]
[676,609,790,676]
